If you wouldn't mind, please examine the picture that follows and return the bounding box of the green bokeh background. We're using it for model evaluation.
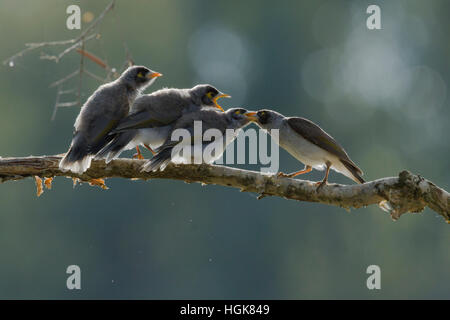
[0,0,448,299]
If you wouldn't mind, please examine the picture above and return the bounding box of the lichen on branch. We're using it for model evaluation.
[0,155,448,223]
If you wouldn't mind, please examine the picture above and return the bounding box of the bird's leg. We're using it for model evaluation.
[143,144,156,156]
[316,162,331,191]
[132,146,145,160]
[277,165,312,178]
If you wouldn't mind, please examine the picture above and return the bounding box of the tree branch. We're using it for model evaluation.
[0,155,448,222]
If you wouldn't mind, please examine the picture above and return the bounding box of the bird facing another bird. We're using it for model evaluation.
[95,84,231,163]
[58,65,365,187]
[245,109,365,188]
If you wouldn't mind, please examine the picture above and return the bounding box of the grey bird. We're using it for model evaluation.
[246,109,365,187]
[95,84,231,163]
[59,65,162,174]
[142,108,253,172]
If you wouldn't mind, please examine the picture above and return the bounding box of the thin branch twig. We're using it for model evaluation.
[39,33,99,63]
[3,0,131,121]
[76,49,108,69]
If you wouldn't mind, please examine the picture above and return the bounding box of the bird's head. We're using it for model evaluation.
[120,65,162,90]
[225,108,254,128]
[245,109,285,129]
[191,84,230,112]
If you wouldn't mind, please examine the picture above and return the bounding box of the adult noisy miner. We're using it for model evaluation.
[95,84,230,163]
[59,65,162,174]
[142,108,253,172]
[246,109,365,188]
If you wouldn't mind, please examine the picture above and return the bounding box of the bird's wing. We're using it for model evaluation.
[112,110,173,132]
[120,90,191,132]
[286,117,361,173]
[89,117,120,142]
[83,114,125,154]
[113,98,191,133]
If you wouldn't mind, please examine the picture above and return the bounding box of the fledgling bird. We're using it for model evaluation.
[142,108,253,172]
[59,65,162,174]
[246,109,365,188]
[95,84,231,163]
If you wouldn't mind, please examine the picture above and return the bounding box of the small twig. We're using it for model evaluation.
[84,69,107,83]
[49,70,80,88]
[54,102,79,108]
[51,84,62,121]
[39,33,98,63]
[3,0,133,120]
[76,0,115,42]
[3,0,115,66]
[76,48,108,69]
[77,39,85,106]
[3,38,88,66]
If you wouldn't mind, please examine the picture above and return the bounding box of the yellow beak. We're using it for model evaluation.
[244,111,258,122]
[212,93,231,112]
[148,71,163,79]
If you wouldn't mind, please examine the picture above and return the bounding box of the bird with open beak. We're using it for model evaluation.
[246,109,365,188]
[59,65,162,174]
[95,84,231,163]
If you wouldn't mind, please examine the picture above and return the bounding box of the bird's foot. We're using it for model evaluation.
[89,178,109,190]
[315,181,327,191]
[133,146,145,160]
[277,172,294,178]
[132,153,145,160]
[144,144,156,156]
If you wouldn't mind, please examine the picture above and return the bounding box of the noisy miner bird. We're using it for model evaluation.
[95,84,231,163]
[246,109,365,187]
[59,66,162,174]
[142,108,253,172]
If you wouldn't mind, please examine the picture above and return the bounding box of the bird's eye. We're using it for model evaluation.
[137,72,144,78]
[234,110,242,115]
[206,91,214,99]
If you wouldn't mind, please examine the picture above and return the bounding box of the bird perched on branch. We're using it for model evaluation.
[246,109,365,188]
[59,66,162,174]
[142,108,253,172]
[95,84,230,163]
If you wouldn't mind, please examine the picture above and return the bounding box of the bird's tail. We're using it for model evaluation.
[59,133,92,174]
[95,131,135,163]
[141,146,172,172]
[340,159,365,184]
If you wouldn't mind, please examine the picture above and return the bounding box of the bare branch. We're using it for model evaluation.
[49,70,80,88]
[54,102,79,108]
[39,33,98,63]
[0,155,448,223]
[83,69,107,83]
[3,0,115,66]
[3,0,132,121]
[76,49,108,69]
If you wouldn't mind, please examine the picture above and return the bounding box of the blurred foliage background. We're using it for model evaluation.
[0,0,449,299]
